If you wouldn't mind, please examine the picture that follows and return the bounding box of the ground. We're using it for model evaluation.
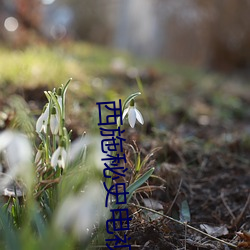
[0,42,249,249]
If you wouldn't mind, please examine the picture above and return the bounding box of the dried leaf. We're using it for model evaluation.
[142,198,164,221]
[143,198,164,211]
[237,231,250,248]
[200,224,229,237]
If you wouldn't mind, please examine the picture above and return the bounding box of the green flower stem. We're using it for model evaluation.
[61,78,72,126]
[52,134,56,152]
[62,127,70,150]
[106,93,141,189]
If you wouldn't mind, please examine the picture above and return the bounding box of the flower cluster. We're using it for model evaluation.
[35,81,70,177]
[36,90,61,136]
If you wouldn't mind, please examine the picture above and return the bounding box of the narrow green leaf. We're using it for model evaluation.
[135,152,141,173]
[49,92,61,118]
[126,167,154,203]
[0,208,21,250]
[113,167,154,209]
[44,91,51,102]
[62,78,72,98]
[32,209,45,237]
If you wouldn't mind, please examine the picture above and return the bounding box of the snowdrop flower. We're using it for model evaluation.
[0,130,33,190]
[36,103,50,133]
[51,142,67,169]
[122,99,144,128]
[55,182,107,241]
[50,106,59,135]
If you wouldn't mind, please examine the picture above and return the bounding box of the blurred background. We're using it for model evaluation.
[0,2,250,249]
[1,0,250,73]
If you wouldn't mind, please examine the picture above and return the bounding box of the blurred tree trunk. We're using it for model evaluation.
[15,0,42,45]
[204,0,250,71]
[66,0,113,44]
[16,0,41,31]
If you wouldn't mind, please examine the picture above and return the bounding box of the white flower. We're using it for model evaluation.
[36,104,49,133]
[55,182,107,241]
[50,106,59,135]
[0,130,33,190]
[51,145,67,169]
[122,100,144,128]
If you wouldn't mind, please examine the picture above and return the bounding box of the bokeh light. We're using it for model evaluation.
[4,17,19,32]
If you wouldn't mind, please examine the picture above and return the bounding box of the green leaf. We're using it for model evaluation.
[62,78,72,99]
[126,167,154,203]
[179,199,191,222]
[0,208,21,250]
[48,91,61,118]
[113,167,154,209]
[44,91,51,102]
[32,209,45,237]
[135,152,141,173]
[61,78,72,122]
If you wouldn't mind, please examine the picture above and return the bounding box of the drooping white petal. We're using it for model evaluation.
[59,148,67,169]
[41,121,48,133]
[128,107,136,128]
[135,108,144,125]
[51,147,67,169]
[36,113,45,133]
[122,107,129,120]
[44,103,50,117]
[5,133,32,170]
[51,147,61,168]
[57,158,65,169]
[0,130,33,191]
[0,130,13,151]
[50,114,59,135]
[36,104,50,134]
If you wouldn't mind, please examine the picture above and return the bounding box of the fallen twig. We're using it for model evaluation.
[129,203,237,249]
[221,189,236,222]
